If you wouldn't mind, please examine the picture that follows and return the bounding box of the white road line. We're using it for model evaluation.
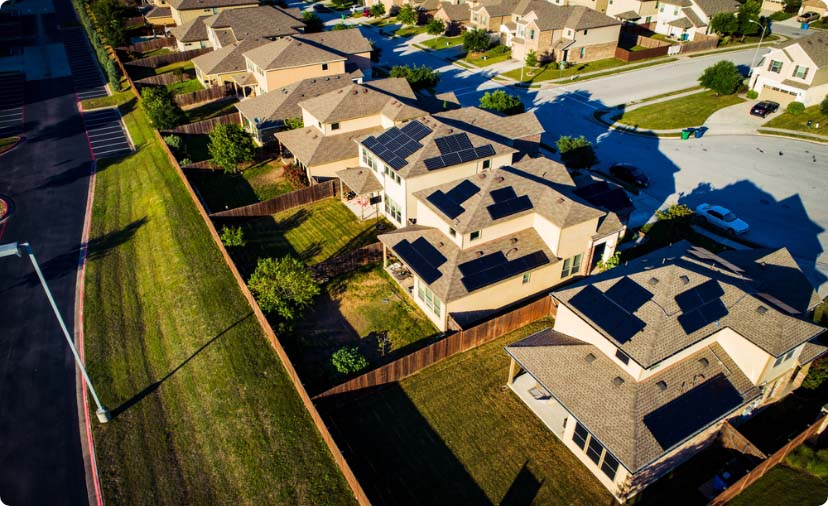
[88,132,126,141]
[89,134,126,143]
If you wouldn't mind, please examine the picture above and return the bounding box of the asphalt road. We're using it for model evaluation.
[0,0,97,503]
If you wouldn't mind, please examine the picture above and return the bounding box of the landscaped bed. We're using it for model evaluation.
[763,104,828,134]
[614,91,744,130]
[319,319,613,505]
[187,160,297,211]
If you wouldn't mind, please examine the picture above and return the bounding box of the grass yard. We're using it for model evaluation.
[615,91,744,130]
[420,35,462,50]
[140,47,172,59]
[83,99,354,505]
[188,160,296,211]
[154,60,194,75]
[0,136,20,155]
[395,24,428,37]
[81,88,135,110]
[764,104,828,134]
[465,46,512,67]
[320,319,614,505]
[503,57,626,83]
[184,98,239,123]
[727,465,828,506]
[166,78,204,95]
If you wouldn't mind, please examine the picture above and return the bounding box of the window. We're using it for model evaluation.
[470,230,481,241]
[395,173,401,184]
[572,422,589,450]
[518,25,525,37]
[587,436,604,465]
[384,165,390,175]
[384,194,402,223]
[615,349,630,365]
[472,12,478,21]
[418,283,442,316]
[482,159,491,170]
[601,453,619,480]
[482,16,487,24]
[561,254,582,278]
[529,29,535,39]
[793,65,809,79]
[522,272,531,284]
[580,47,586,58]
[583,29,588,35]
[769,60,783,73]
[645,16,651,22]
[449,227,456,237]
[659,6,664,12]
[785,348,796,361]
[773,354,785,367]
[322,63,328,71]
[331,122,340,130]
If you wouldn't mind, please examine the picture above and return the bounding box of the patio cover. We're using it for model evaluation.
[336,167,382,194]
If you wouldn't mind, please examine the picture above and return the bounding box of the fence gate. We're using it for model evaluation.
[668,44,681,55]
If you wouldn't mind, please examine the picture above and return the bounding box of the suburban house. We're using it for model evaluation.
[434,1,472,33]
[469,0,519,32]
[191,37,266,87]
[203,5,305,49]
[377,157,625,331]
[365,0,441,17]
[168,16,211,50]
[749,32,828,106]
[506,241,826,501]
[275,79,428,181]
[235,73,360,144]
[651,0,738,41]
[605,0,658,26]
[504,1,622,63]
[167,0,258,26]
[145,6,175,26]
[799,0,828,16]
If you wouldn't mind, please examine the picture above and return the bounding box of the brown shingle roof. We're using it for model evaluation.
[276,125,382,167]
[437,1,471,21]
[506,329,760,472]
[682,7,705,27]
[791,32,828,68]
[336,167,383,194]
[146,6,171,18]
[204,5,304,42]
[235,73,354,125]
[192,37,266,75]
[693,0,739,17]
[523,2,620,31]
[293,29,374,56]
[298,79,424,124]
[169,16,208,42]
[244,37,345,71]
[434,106,544,144]
[168,0,257,11]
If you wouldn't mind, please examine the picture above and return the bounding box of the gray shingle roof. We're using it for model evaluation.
[668,17,693,29]
[553,241,825,369]
[434,106,544,145]
[522,2,620,31]
[298,79,424,124]
[437,1,471,21]
[693,0,739,17]
[682,7,705,27]
[204,6,304,43]
[506,328,760,472]
[276,125,382,167]
[336,167,383,194]
[235,73,354,125]
[244,37,345,71]
[791,32,828,68]
[799,338,827,365]
[169,16,208,42]
[192,37,265,75]
[168,0,257,11]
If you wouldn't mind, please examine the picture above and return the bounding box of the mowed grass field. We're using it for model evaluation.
[321,319,614,506]
[615,91,744,130]
[83,100,355,505]
[727,465,828,506]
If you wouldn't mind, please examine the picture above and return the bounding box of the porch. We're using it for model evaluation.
[336,166,383,222]
[508,368,569,438]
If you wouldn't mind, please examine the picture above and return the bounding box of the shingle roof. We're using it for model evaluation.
[437,1,471,21]
[235,73,354,125]
[146,6,171,18]
[336,167,383,194]
[658,0,692,6]
[169,16,208,42]
[204,6,304,43]
[791,32,828,68]
[244,37,345,71]
[434,107,544,144]
[799,338,828,365]
[682,7,705,27]
[506,328,760,472]
[168,0,257,11]
[293,29,374,56]
[192,37,265,75]
[474,0,520,18]
[668,17,693,29]
[276,125,382,167]
[615,10,641,20]
[693,0,739,16]
[298,79,424,124]
[522,2,620,30]
[553,241,825,369]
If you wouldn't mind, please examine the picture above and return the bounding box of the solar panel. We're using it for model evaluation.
[457,148,477,163]
[474,144,495,158]
[605,277,653,314]
[446,180,480,203]
[678,309,707,334]
[442,152,462,166]
[435,133,473,155]
[362,137,378,150]
[700,299,728,323]
[460,251,549,292]
[424,157,445,171]
[394,238,446,285]
[569,285,645,343]
[675,280,723,313]
[487,195,533,221]
[458,252,507,276]
[490,187,517,203]
[696,280,725,303]
[427,192,464,219]
[400,120,431,141]
[388,156,407,170]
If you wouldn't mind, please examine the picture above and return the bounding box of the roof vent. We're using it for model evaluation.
[438,241,445,248]
[353,90,359,95]
[585,353,596,363]
[699,357,709,368]
[756,305,768,315]
[478,173,487,179]
[612,376,625,386]
[338,89,344,93]
[510,237,518,245]
[656,380,667,391]
[680,275,690,285]
[648,277,659,286]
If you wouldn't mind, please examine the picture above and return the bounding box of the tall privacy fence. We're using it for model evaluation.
[210,180,338,218]
[162,110,239,135]
[314,296,557,399]
[120,36,174,53]
[616,35,671,62]
[173,86,232,108]
[134,71,194,87]
[125,47,210,68]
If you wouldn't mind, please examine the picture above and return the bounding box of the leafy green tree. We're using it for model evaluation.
[104,58,121,90]
[163,134,182,150]
[737,0,762,36]
[556,135,596,169]
[463,28,490,53]
[397,4,417,25]
[803,357,828,389]
[283,117,304,130]
[783,0,802,12]
[698,60,743,95]
[369,2,385,16]
[220,226,245,247]
[525,49,538,68]
[389,64,440,90]
[141,87,185,130]
[208,124,256,173]
[427,17,445,35]
[821,95,828,116]
[478,90,525,115]
[787,101,805,115]
[656,203,694,221]
[302,11,324,32]
[91,0,127,46]
[597,251,622,272]
[331,346,369,374]
[710,12,738,35]
[248,256,320,321]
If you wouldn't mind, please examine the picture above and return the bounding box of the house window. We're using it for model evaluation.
[332,122,340,130]
[773,354,785,367]
[384,194,402,223]
[580,47,586,58]
[449,227,456,237]
[572,422,589,449]
[522,272,531,284]
[472,12,478,21]
[482,16,487,24]
[583,29,588,35]
[417,283,442,316]
[470,230,481,241]
[793,65,809,79]
[601,453,619,480]
[482,159,491,170]
[785,348,796,361]
[673,8,678,14]
[769,60,783,73]
[529,29,535,39]
[322,63,328,71]
[384,165,390,175]
[587,436,604,465]
[645,16,651,22]
[561,254,582,277]
[395,173,401,184]
[518,25,525,37]
[615,349,630,365]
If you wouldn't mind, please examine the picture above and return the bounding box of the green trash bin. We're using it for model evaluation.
[681,128,693,140]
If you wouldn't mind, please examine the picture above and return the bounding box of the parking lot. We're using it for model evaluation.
[0,71,24,137]
[61,27,107,101]
[82,108,131,159]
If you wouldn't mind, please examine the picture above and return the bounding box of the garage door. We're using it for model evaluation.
[760,85,799,106]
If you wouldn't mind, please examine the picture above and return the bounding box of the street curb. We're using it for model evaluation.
[756,129,828,145]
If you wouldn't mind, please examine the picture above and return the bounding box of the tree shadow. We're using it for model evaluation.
[35,161,94,190]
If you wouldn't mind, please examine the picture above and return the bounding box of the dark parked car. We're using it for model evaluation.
[797,11,820,23]
[750,100,779,118]
[312,3,331,12]
[609,163,649,188]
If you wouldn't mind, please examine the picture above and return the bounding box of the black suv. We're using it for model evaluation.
[750,101,780,118]
[609,163,649,188]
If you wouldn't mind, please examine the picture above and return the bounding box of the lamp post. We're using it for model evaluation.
[0,242,111,423]
[748,19,768,77]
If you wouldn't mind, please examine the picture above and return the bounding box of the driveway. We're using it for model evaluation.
[703,101,779,135]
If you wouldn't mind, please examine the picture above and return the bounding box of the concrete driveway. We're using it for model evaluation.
[703,101,781,135]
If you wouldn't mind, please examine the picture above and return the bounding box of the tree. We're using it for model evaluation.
[333,22,353,30]
[283,117,304,130]
[698,60,742,95]
[787,101,805,115]
[302,11,324,32]
[369,2,385,17]
[479,90,525,115]
[556,135,596,169]
[525,49,538,68]
[821,95,828,116]
[248,256,319,321]
[208,124,256,173]
[427,17,445,35]
[91,0,127,46]
[737,0,762,37]
[397,4,417,25]
[783,0,802,12]
[463,28,490,53]
[710,12,738,35]
[219,226,245,247]
[104,58,120,90]
[141,87,185,130]
[803,357,828,389]
[597,251,621,272]
[331,346,369,374]
[389,64,440,90]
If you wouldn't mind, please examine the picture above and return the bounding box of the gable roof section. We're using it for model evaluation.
[437,1,471,20]
[276,125,382,167]
[682,7,705,27]
[235,73,354,125]
[521,2,620,31]
[790,32,828,68]
[168,0,257,11]
[244,37,345,71]
[169,16,209,42]
[298,79,424,124]
[693,0,739,17]
[434,107,544,144]
[146,6,172,18]
[192,37,265,75]
[293,29,373,56]
[204,5,304,42]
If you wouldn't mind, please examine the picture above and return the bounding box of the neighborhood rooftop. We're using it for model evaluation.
[298,79,424,124]
[168,16,208,43]
[192,38,265,76]
[167,0,257,10]
[204,6,305,43]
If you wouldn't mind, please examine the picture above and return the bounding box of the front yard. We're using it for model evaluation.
[464,46,512,68]
[763,104,828,135]
[420,35,463,50]
[395,24,428,37]
[614,91,744,130]
[503,57,626,82]
[320,319,614,505]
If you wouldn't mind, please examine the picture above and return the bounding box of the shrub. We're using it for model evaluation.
[284,162,309,188]
[746,89,758,99]
[803,356,828,389]
[656,203,694,221]
[141,86,185,130]
[479,90,524,115]
[369,2,385,16]
[333,23,353,30]
[525,49,538,68]
[556,135,596,169]
[463,28,490,53]
[389,64,440,90]
[283,117,304,130]
[698,60,743,95]
[302,11,324,32]
[208,124,256,174]
[710,12,738,35]
[163,134,182,150]
[219,226,245,247]
[786,445,828,478]
[104,58,120,90]
[331,346,369,374]
[397,4,417,25]
[597,251,621,272]
[821,95,828,116]
[787,101,805,115]
[426,17,445,35]
[488,44,510,56]
[248,256,319,321]
[179,158,192,166]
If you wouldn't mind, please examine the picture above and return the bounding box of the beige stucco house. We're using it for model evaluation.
[378,157,625,331]
[799,0,828,16]
[192,37,266,87]
[652,0,737,41]
[167,0,257,26]
[168,16,211,50]
[506,241,826,502]
[605,0,658,25]
[145,6,175,26]
[750,32,828,106]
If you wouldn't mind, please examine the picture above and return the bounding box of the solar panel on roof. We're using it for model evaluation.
[487,195,533,221]
[458,252,507,276]
[446,180,480,203]
[435,133,473,155]
[393,238,447,285]
[474,144,495,158]
[569,285,645,343]
[678,309,707,334]
[400,120,431,140]
[490,187,517,203]
[605,277,653,314]
[460,251,549,292]
[457,148,477,163]
[442,152,462,166]
[427,192,464,219]
[362,137,378,150]
[388,156,407,170]
[424,157,445,171]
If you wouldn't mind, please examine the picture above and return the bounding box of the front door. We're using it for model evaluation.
[590,242,607,271]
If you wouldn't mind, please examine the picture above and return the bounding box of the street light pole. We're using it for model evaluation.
[748,20,768,77]
[0,242,111,423]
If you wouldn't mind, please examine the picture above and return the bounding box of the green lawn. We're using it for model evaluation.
[465,47,512,68]
[615,91,744,130]
[187,160,296,211]
[154,60,194,75]
[727,465,828,506]
[320,319,614,505]
[395,24,427,37]
[184,98,239,123]
[764,104,828,134]
[503,57,627,83]
[140,47,172,59]
[83,99,354,505]
[166,78,204,95]
[420,35,463,50]
[769,11,795,21]
[0,136,19,154]
[81,88,135,110]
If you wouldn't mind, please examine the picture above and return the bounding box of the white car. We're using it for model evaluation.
[695,203,750,235]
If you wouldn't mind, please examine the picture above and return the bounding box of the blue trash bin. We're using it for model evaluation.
[694,128,704,138]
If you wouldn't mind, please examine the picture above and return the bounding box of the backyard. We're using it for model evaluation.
[83,97,354,505]
[184,97,239,123]
[614,91,744,130]
[764,104,828,135]
[187,160,296,211]
[166,78,204,95]
[319,319,615,506]
[727,465,828,506]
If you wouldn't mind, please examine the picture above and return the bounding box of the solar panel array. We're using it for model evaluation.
[569,285,646,344]
[486,186,534,220]
[436,133,473,154]
[459,250,550,292]
[394,237,447,285]
[362,120,433,171]
[674,279,728,334]
[426,180,481,219]
[423,134,496,171]
[604,277,653,314]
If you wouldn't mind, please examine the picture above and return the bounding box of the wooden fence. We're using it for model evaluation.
[314,296,557,399]
[163,111,239,135]
[173,86,232,108]
[616,45,670,62]
[135,71,191,87]
[125,47,210,68]
[120,36,174,53]
[311,242,384,279]
[210,180,339,218]
[679,34,719,54]
[709,414,827,505]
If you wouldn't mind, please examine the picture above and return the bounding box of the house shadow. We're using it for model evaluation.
[499,460,543,506]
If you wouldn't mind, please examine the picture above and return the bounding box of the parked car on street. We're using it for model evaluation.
[797,11,820,23]
[609,163,650,188]
[749,101,779,118]
[695,204,750,235]
[313,3,331,12]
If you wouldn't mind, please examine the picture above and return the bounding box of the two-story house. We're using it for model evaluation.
[506,241,825,502]
[204,5,304,49]
[378,157,625,331]
[750,32,828,106]
[652,0,737,41]
[605,0,659,26]
[167,0,257,27]
[169,16,211,50]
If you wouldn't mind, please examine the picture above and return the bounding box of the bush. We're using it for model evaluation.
[786,445,828,478]
[821,95,828,116]
[463,28,490,53]
[248,256,319,321]
[426,17,445,35]
[710,12,738,35]
[333,23,353,30]
[369,2,385,16]
[331,346,369,375]
[656,203,694,222]
[104,58,120,90]
[141,86,185,130]
[208,124,256,174]
[179,158,192,166]
[389,64,440,90]
[746,89,758,99]
[803,356,828,389]
[284,162,309,188]
[219,226,245,247]
[283,117,304,130]
[597,251,621,272]
[163,134,182,150]
[698,60,743,95]
[91,0,127,46]
[556,135,596,169]
[787,101,805,115]
[488,44,510,56]
[525,49,538,68]
[397,4,417,25]
[302,11,324,32]
[479,89,524,115]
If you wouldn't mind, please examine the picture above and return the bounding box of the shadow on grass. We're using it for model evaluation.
[110,312,254,418]
[500,461,543,506]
